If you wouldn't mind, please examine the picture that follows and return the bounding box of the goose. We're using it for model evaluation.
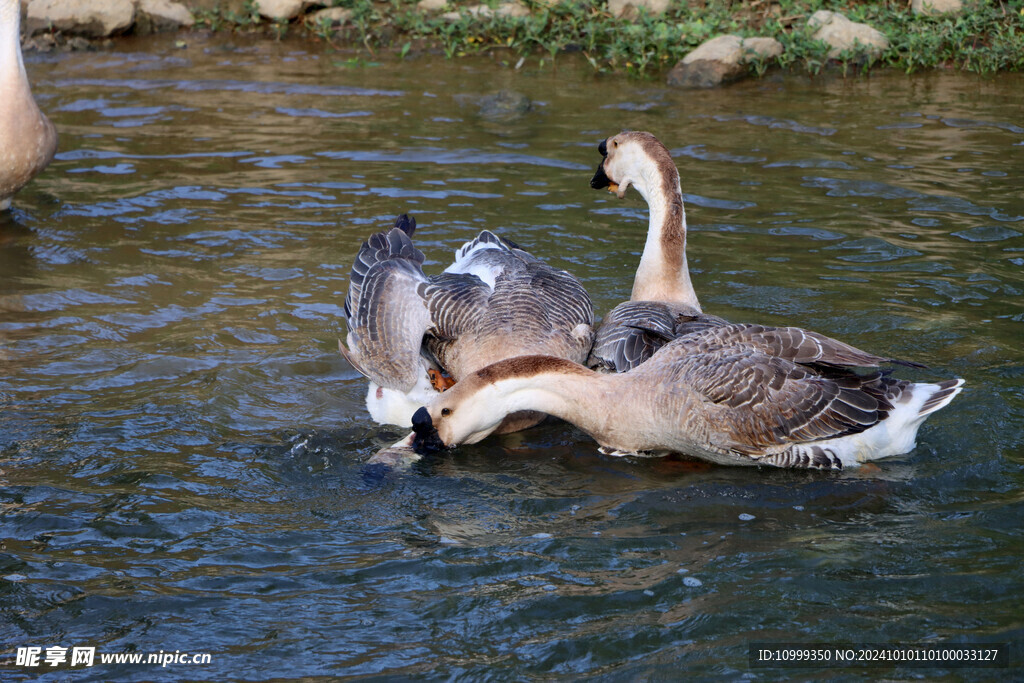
[407,347,964,470]
[341,213,594,432]
[0,0,57,209]
[587,131,726,372]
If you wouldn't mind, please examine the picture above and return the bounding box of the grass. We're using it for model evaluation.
[191,0,1024,77]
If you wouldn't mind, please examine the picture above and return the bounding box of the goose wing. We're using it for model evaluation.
[589,301,727,372]
[527,264,594,333]
[419,271,494,342]
[434,230,594,365]
[660,340,897,456]
[342,218,433,392]
[679,323,919,369]
[589,301,677,372]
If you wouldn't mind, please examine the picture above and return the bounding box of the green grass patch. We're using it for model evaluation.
[192,0,1024,77]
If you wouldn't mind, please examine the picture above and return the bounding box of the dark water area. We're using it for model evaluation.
[1,33,1022,679]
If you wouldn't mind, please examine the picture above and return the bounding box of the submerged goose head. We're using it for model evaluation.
[590,131,698,309]
[0,0,57,209]
[410,355,591,453]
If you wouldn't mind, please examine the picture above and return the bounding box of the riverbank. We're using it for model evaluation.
[22,1,1024,83]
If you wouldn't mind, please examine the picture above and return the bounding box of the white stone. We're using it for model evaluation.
[466,4,494,18]
[306,7,352,26]
[417,0,447,11]
[442,3,527,20]
[138,0,194,29]
[608,0,669,19]
[27,0,135,37]
[682,34,782,66]
[808,10,889,59]
[255,0,317,21]
[496,1,530,18]
[911,0,963,15]
[668,34,783,88]
[740,36,784,61]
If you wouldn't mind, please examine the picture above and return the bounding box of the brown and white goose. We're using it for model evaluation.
[587,131,726,371]
[0,0,57,209]
[408,347,964,470]
[341,214,594,431]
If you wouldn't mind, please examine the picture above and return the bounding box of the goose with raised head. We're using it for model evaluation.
[587,131,726,372]
[0,0,57,209]
[408,345,964,470]
[341,214,594,431]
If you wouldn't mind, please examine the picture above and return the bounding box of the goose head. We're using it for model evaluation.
[409,367,514,454]
[410,355,590,454]
[590,131,678,204]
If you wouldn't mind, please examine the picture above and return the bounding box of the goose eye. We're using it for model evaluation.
[441,407,452,417]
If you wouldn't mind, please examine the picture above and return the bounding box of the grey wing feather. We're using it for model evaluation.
[589,302,726,373]
[342,217,432,392]
[663,344,899,455]
[420,272,494,341]
[684,323,912,369]
[345,215,423,323]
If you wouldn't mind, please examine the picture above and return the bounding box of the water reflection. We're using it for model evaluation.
[0,33,1021,677]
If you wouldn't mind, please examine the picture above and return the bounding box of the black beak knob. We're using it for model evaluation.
[411,406,432,433]
[411,406,445,454]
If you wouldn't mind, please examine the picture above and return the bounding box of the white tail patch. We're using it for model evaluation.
[788,378,966,468]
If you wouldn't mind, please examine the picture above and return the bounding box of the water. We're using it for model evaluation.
[1,33,1022,679]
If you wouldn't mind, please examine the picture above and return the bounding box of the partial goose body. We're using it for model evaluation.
[410,342,964,470]
[0,0,57,209]
[587,131,723,371]
[342,214,594,429]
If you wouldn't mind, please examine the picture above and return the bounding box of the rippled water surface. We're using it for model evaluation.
[2,34,1023,679]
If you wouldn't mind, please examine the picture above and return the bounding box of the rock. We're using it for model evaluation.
[135,0,194,35]
[306,7,352,27]
[255,0,318,21]
[808,10,889,59]
[440,3,528,20]
[911,0,963,15]
[667,34,783,88]
[26,0,135,38]
[608,0,669,19]
[416,0,447,11]
[478,90,531,120]
[741,36,784,61]
[184,0,249,12]
[496,1,530,18]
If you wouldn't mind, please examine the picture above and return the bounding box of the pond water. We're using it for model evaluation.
[1,33,1022,679]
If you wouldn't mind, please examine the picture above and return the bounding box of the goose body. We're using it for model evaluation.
[342,214,594,429]
[410,347,964,470]
[0,0,57,209]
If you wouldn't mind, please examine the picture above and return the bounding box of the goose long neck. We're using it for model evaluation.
[491,369,625,441]
[630,162,701,311]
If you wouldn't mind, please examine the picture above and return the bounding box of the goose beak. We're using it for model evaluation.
[590,162,614,191]
[411,406,446,454]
